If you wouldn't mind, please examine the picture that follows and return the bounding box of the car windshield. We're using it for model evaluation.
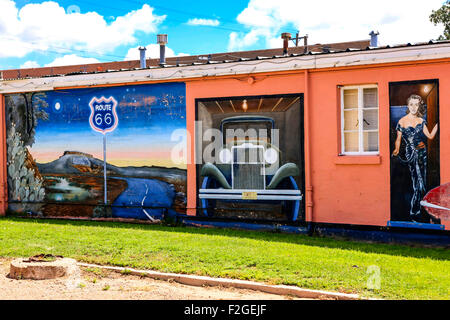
[222,120,272,145]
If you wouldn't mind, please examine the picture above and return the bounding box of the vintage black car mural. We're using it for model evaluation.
[199,115,302,222]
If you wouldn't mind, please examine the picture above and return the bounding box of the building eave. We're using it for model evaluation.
[1,42,450,94]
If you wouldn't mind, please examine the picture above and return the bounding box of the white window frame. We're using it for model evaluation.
[340,84,379,155]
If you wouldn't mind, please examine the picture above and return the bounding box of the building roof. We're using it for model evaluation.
[1,39,449,94]
[0,39,371,80]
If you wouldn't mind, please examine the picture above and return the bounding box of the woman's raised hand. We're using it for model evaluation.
[423,123,438,140]
[432,124,438,135]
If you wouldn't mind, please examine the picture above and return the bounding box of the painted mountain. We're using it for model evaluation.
[38,150,186,183]
[27,151,187,221]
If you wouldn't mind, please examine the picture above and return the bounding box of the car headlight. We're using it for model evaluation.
[219,148,232,164]
[264,148,278,164]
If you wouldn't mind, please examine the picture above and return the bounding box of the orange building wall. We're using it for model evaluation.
[186,74,307,216]
[1,59,448,226]
[186,60,450,227]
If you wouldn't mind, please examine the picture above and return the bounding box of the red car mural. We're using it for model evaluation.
[421,183,450,221]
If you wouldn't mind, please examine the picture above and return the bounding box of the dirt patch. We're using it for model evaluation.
[0,258,304,300]
[9,255,77,280]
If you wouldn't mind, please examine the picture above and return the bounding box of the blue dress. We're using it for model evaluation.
[396,121,427,219]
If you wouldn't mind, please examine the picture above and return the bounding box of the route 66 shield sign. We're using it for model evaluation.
[89,96,119,134]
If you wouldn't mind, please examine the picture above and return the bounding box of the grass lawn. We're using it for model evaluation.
[0,217,448,299]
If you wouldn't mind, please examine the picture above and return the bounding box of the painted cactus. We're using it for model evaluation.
[7,123,45,203]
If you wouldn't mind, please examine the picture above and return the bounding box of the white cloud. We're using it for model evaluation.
[44,54,100,67]
[124,44,189,61]
[228,0,445,51]
[0,0,166,58]
[228,29,271,51]
[187,18,220,26]
[20,60,40,69]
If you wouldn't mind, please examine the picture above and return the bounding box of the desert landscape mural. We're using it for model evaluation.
[5,83,187,221]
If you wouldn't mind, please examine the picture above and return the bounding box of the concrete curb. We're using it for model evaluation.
[78,262,361,300]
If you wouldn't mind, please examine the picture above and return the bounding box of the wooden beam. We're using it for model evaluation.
[215,101,225,113]
[282,96,300,111]
[229,100,236,112]
[271,98,284,111]
[257,98,263,112]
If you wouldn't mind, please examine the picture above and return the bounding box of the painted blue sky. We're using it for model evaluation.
[29,82,187,168]
[0,0,446,70]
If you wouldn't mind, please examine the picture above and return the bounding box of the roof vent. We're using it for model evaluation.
[281,32,292,55]
[157,34,168,66]
[369,31,379,47]
[138,47,146,68]
[322,45,330,53]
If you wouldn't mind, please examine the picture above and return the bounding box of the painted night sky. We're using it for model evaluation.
[30,82,187,169]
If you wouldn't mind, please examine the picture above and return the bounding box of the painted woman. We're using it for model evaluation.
[392,94,438,222]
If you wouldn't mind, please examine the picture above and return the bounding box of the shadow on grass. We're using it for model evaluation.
[2,216,449,261]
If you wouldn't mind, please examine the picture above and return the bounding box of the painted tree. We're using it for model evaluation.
[430,0,450,40]
[5,93,49,204]
[6,92,49,147]
[7,124,45,202]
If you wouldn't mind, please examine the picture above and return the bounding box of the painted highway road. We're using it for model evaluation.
[111,177,176,221]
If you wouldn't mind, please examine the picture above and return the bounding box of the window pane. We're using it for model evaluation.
[363,109,378,130]
[363,88,378,108]
[343,89,358,109]
[363,131,378,152]
[344,109,359,130]
[344,132,359,152]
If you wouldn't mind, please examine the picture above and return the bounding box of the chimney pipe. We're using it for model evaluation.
[138,46,146,68]
[304,34,309,53]
[281,32,291,55]
[369,31,379,47]
[157,34,168,66]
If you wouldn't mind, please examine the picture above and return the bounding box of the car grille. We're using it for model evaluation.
[232,146,265,190]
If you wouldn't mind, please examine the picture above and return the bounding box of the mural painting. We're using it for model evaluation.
[389,80,445,226]
[196,95,304,222]
[5,83,187,221]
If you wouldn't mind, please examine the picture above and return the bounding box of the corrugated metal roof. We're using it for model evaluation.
[1,39,448,81]
[0,39,370,80]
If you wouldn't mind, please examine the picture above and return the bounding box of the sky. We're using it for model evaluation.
[0,0,447,70]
